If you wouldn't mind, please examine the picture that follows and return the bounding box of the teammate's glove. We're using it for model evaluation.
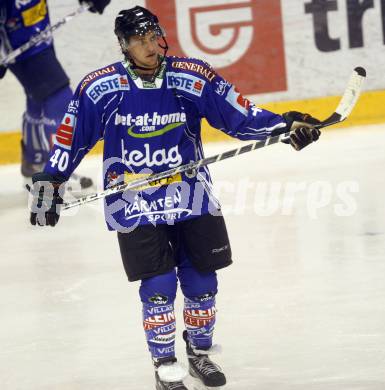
[79,0,110,14]
[0,66,7,79]
[282,111,322,151]
[29,172,66,227]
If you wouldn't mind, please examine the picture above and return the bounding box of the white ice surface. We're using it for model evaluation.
[1,124,385,389]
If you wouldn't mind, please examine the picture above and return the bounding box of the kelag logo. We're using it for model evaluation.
[146,0,287,94]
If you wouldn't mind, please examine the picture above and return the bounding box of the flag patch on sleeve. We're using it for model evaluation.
[55,113,76,150]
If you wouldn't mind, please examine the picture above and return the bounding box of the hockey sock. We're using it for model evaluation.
[183,294,216,350]
[140,271,178,361]
[143,300,177,361]
[22,99,50,165]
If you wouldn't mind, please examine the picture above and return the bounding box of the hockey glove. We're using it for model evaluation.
[283,111,321,151]
[79,0,110,14]
[30,172,66,227]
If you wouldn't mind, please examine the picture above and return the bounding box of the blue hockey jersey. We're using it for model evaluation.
[44,56,288,231]
[0,0,51,62]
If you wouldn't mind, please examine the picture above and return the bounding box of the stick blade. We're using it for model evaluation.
[334,66,366,120]
[320,66,366,128]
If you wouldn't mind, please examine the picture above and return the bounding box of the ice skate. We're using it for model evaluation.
[21,151,44,192]
[21,144,44,178]
[66,172,94,192]
[154,357,188,390]
[183,331,226,388]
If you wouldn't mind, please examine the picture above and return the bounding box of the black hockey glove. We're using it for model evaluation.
[282,111,322,151]
[29,172,66,227]
[0,65,7,79]
[79,0,110,14]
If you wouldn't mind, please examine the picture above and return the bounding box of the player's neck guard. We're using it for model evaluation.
[123,57,167,89]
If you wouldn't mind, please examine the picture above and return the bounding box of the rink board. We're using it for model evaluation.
[1,0,385,164]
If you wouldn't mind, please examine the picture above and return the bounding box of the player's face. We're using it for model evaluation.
[126,31,162,69]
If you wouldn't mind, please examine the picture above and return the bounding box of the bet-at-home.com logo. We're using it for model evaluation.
[115,111,186,137]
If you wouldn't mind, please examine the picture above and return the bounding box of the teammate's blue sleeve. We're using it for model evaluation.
[44,83,104,180]
[1,0,53,62]
[201,71,287,141]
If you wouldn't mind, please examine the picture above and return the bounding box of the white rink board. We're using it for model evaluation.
[261,0,384,103]
[1,1,384,132]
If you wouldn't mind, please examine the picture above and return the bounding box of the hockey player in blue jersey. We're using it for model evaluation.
[29,6,321,390]
[0,0,110,185]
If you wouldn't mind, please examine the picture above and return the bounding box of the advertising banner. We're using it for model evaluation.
[1,0,384,136]
[146,0,287,95]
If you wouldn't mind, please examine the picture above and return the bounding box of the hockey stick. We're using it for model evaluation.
[0,5,89,66]
[62,66,366,210]
[314,66,366,128]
